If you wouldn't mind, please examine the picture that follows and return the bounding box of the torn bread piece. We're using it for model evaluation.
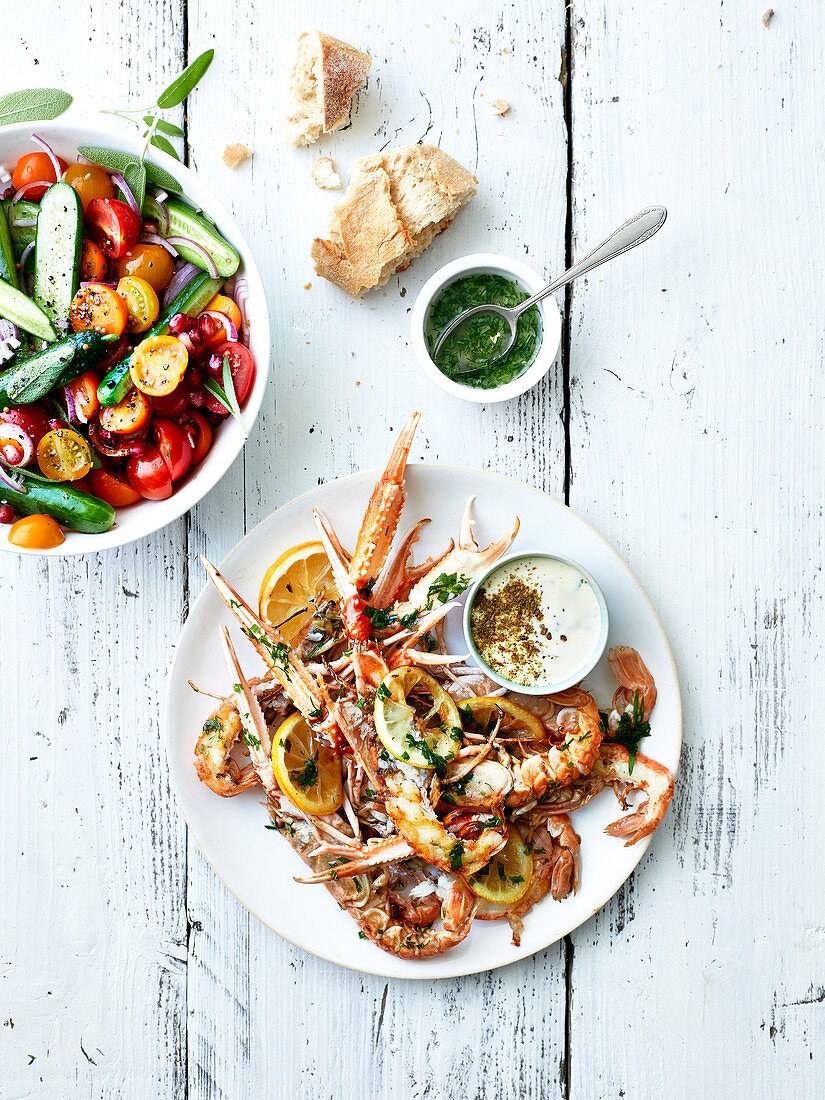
[311,144,477,297]
[283,30,371,147]
[312,156,342,190]
[222,142,252,168]
[490,97,511,116]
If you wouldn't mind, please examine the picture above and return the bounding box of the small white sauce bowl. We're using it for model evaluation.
[462,550,610,696]
[410,253,562,404]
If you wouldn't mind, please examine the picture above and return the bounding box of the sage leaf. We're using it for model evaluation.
[144,162,182,192]
[156,49,214,110]
[77,146,181,193]
[150,134,180,161]
[123,162,146,211]
[0,87,72,127]
[143,116,184,138]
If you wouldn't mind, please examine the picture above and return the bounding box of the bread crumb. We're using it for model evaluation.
[761,8,774,26]
[222,143,252,169]
[303,282,312,290]
[490,98,511,116]
[312,156,342,190]
[355,380,361,386]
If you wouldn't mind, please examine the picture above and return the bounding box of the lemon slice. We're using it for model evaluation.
[271,713,343,815]
[258,541,339,644]
[458,696,545,741]
[374,666,462,770]
[466,825,533,904]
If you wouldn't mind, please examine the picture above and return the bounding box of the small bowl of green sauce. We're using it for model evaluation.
[411,253,561,403]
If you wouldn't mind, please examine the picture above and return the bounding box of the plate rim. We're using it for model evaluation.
[164,462,683,978]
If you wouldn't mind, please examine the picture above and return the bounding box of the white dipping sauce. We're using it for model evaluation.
[470,555,603,687]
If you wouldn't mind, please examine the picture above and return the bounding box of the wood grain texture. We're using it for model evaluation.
[2,0,821,1097]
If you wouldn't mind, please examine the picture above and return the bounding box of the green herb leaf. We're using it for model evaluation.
[376,683,390,702]
[425,572,472,609]
[157,49,215,109]
[202,717,223,735]
[150,133,180,161]
[77,145,182,192]
[144,116,184,138]
[363,605,397,631]
[203,361,248,440]
[123,162,146,211]
[449,840,465,872]
[0,88,72,127]
[290,752,319,791]
[602,690,650,774]
[144,161,183,192]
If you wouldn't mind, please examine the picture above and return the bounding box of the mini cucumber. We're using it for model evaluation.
[33,181,82,333]
[0,202,19,290]
[0,472,114,533]
[0,330,114,407]
[97,271,221,406]
[0,278,57,342]
[164,197,240,278]
[1,198,39,259]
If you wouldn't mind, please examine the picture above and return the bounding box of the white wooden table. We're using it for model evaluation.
[2,2,822,1097]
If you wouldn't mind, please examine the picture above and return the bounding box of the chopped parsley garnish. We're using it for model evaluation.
[202,717,222,734]
[290,753,319,790]
[376,683,391,701]
[425,635,439,652]
[360,579,376,597]
[242,731,261,750]
[354,697,367,710]
[404,731,448,775]
[449,839,465,872]
[358,930,367,939]
[600,689,650,774]
[363,605,397,631]
[308,705,323,720]
[425,572,472,609]
[458,703,474,727]
[399,609,419,629]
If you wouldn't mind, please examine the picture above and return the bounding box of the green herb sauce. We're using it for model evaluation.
[425,273,542,389]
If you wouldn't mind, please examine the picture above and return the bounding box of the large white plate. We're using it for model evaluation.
[165,464,681,979]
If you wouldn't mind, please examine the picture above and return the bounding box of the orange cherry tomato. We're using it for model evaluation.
[130,335,188,397]
[180,410,212,465]
[70,283,128,337]
[86,468,141,507]
[79,239,108,282]
[8,513,65,549]
[11,152,68,201]
[202,293,243,345]
[116,243,175,294]
[63,164,115,210]
[99,388,152,435]
[116,275,159,333]
[65,371,101,424]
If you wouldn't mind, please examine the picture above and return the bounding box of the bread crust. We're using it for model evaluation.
[284,29,371,147]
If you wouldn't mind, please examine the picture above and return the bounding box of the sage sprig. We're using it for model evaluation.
[0,88,72,127]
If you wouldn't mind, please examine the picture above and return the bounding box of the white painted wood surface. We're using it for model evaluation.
[1,1,822,1097]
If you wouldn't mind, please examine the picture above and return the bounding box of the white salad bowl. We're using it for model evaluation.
[410,253,562,404]
[0,120,270,556]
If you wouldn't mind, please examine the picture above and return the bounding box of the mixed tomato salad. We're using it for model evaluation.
[0,134,256,549]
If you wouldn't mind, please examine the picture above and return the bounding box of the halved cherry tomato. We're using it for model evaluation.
[36,428,93,481]
[179,410,212,465]
[79,239,108,282]
[65,371,101,424]
[87,468,141,507]
[12,152,68,201]
[87,416,148,459]
[152,384,191,419]
[126,444,173,500]
[116,275,159,333]
[201,294,242,347]
[0,405,50,450]
[8,514,64,549]
[152,419,193,482]
[70,283,128,337]
[99,388,152,435]
[116,243,175,294]
[85,197,141,259]
[63,164,114,211]
[204,341,255,416]
[130,335,188,397]
[95,333,130,373]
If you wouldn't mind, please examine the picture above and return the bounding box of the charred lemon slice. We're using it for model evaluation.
[271,713,343,815]
[466,825,533,904]
[258,541,339,644]
[374,666,462,770]
[458,696,545,741]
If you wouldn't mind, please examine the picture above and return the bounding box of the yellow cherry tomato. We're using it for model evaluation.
[116,275,160,334]
[36,428,93,482]
[8,514,65,549]
[130,335,188,397]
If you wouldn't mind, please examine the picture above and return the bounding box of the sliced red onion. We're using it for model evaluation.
[19,241,35,268]
[163,261,199,308]
[63,385,77,424]
[143,192,170,235]
[139,231,178,257]
[0,424,34,468]
[12,180,49,203]
[165,236,219,278]
[110,172,140,218]
[0,166,11,184]
[80,280,117,289]
[235,277,250,347]
[12,217,37,228]
[31,133,63,183]
[0,463,25,493]
[199,310,238,342]
[0,319,18,342]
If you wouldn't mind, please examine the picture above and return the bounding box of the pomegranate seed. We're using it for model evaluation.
[189,388,205,408]
[169,313,192,335]
[188,368,202,386]
[199,314,220,340]
[0,504,14,524]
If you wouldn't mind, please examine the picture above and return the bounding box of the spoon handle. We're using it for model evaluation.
[518,205,668,313]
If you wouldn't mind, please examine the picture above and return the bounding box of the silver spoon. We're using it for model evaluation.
[432,205,668,370]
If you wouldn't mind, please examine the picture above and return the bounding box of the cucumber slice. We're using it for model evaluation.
[0,202,19,290]
[33,181,82,333]
[0,278,57,342]
[2,199,40,259]
[0,330,113,406]
[164,197,240,277]
[0,473,115,533]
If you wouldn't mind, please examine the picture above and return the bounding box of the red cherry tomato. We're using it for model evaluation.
[87,468,142,507]
[12,152,68,201]
[151,385,191,419]
[152,419,193,482]
[179,410,212,465]
[85,198,141,259]
[204,341,255,416]
[126,444,173,500]
[0,404,51,451]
